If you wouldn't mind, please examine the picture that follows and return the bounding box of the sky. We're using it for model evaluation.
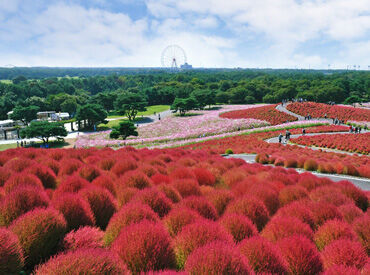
[0,0,369,69]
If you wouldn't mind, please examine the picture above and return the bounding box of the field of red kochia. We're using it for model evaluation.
[220,104,298,125]
[0,146,368,274]
[287,102,370,122]
[291,133,370,155]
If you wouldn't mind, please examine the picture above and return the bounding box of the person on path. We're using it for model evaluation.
[302,128,306,135]
[278,133,283,143]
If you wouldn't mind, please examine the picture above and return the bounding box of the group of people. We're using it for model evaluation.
[349,126,362,133]
[304,113,312,120]
[278,130,292,144]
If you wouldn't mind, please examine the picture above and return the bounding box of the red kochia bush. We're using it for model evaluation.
[248,184,280,215]
[314,219,357,251]
[224,195,269,231]
[0,167,11,186]
[79,186,117,230]
[275,201,315,229]
[0,228,24,274]
[4,172,44,194]
[174,220,233,269]
[3,157,32,172]
[54,175,90,196]
[205,189,235,216]
[51,193,95,231]
[322,265,361,275]
[338,181,368,211]
[111,158,138,177]
[34,248,129,275]
[91,174,116,196]
[10,208,67,269]
[115,186,138,207]
[78,165,101,182]
[163,207,202,237]
[132,188,172,217]
[158,184,182,203]
[180,195,218,220]
[338,204,364,224]
[120,170,153,189]
[185,241,253,274]
[26,164,57,189]
[321,239,367,269]
[112,221,175,274]
[278,185,308,206]
[59,158,82,176]
[352,215,370,254]
[192,167,216,186]
[220,213,258,243]
[62,226,104,251]
[239,236,289,274]
[277,235,323,275]
[0,185,50,226]
[171,179,201,198]
[151,173,171,185]
[261,216,313,242]
[104,202,159,246]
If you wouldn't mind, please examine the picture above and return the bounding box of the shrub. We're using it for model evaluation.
[171,179,201,198]
[62,226,104,251]
[205,189,234,216]
[303,159,318,171]
[104,202,159,246]
[277,235,323,275]
[297,173,322,191]
[59,158,82,176]
[4,172,44,194]
[115,186,138,208]
[34,248,129,275]
[310,186,353,206]
[79,186,117,230]
[151,173,171,185]
[261,216,313,242]
[222,168,247,187]
[26,164,57,189]
[225,148,233,154]
[170,167,196,180]
[338,181,368,211]
[338,203,364,224]
[173,220,233,269]
[78,165,101,182]
[0,167,11,186]
[111,158,138,177]
[10,208,67,269]
[120,170,153,189]
[192,167,216,186]
[0,185,50,226]
[185,241,253,274]
[112,221,175,274]
[180,196,218,220]
[239,236,289,274]
[51,193,95,231]
[314,219,357,251]
[91,174,116,196]
[98,158,116,171]
[279,185,308,206]
[163,207,201,237]
[132,188,172,217]
[248,184,280,215]
[224,195,269,231]
[308,202,343,227]
[54,175,90,196]
[158,184,182,203]
[322,265,361,275]
[220,213,258,243]
[3,158,32,172]
[352,215,370,254]
[0,228,24,274]
[275,201,315,229]
[321,240,367,269]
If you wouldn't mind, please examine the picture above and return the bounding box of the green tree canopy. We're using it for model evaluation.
[171,96,198,116]
[110,120,138,140]
[20,121,67,144]
[10,105,39,125]
[114,92,147,121]
[60,97,78,116]
[75,104,107,129]
[190,89,215,109]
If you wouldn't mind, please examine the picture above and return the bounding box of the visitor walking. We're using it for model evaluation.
[278,133,283,143]
[302,128,306,135]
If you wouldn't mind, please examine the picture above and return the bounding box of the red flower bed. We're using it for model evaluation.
[220,104,298,125]
[0,147,368,273]
[287,102,370,122]
[291,133,370,155]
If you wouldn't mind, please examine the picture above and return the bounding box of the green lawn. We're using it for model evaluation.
[107,105,170,119]
[0,80,12,84]
[0,143,17,151]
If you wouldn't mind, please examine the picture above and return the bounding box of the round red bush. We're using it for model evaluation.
[261,216,313,242]
[314,219,357,251]
[205,189,234,216]
[59,158,83,176]
[239,236,289,274]
[104,202,159,246]
[120,170,153,189]
[171,179,201,198]
[79,186,117,230]
[297,173,323,191]
[158,184,182,203]
[0,185,50,226]
[26,164,57,189]
[222,167,247,187]
[4,172,44,194]
[192,167,216,186]
[310,186,353,206]
[322,264,361,275]
[338,204,364,224]
[132,188,172,217]
[10,208,67,269]
[275,201,315,229]
[321,239,367,269]
[3,158,32,173]
[163,207,201,237]
[185,241,253,274]
[151,173,171,185]
[91,174,116,196]
[352,215,370,254]
[62,226,104,251]
[277,235,323,275]
[338,181,368,211]
[34,248,129,275]
[51,193,95,231]
[173,220,233,269]
[78,165,101,182]
[115,186,138,207]
[303,159,318,171]
[279,185,308,206]
[180,196,218,220]
[220,213,258,243]
[0,228,24,274]
[224,195,269,231]
[0,167,11,186]
[112,220,175,274]
[111,159,138,177]
[170,167,196,180]
[54,175,90,196]
[98,157,116,171]
[248,184,280,215]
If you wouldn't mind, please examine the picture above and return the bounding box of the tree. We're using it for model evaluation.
[191,89,215,109]
[10,105,39,125]
[61,97,78,116]
[110,120,138,140]
[75,104,107,129]
[171,96,197,116]
[114,92,147,121]
[20,121,67,144]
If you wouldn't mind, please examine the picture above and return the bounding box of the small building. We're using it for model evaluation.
[181,63,193,70]
[51,112,70,121]
[37,111,56,120]
[0,119,16,128]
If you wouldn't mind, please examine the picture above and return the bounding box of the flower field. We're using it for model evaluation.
[291,133,370,155]
[0,147,368,274]
[76,105,269,148]
[220,104,298,125]
[287,102,370,122]
[181,125,370,178]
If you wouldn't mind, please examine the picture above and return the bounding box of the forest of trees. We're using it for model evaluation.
[0,69,369,120]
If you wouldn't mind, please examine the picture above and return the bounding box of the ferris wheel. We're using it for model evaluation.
[161,45,187,69]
